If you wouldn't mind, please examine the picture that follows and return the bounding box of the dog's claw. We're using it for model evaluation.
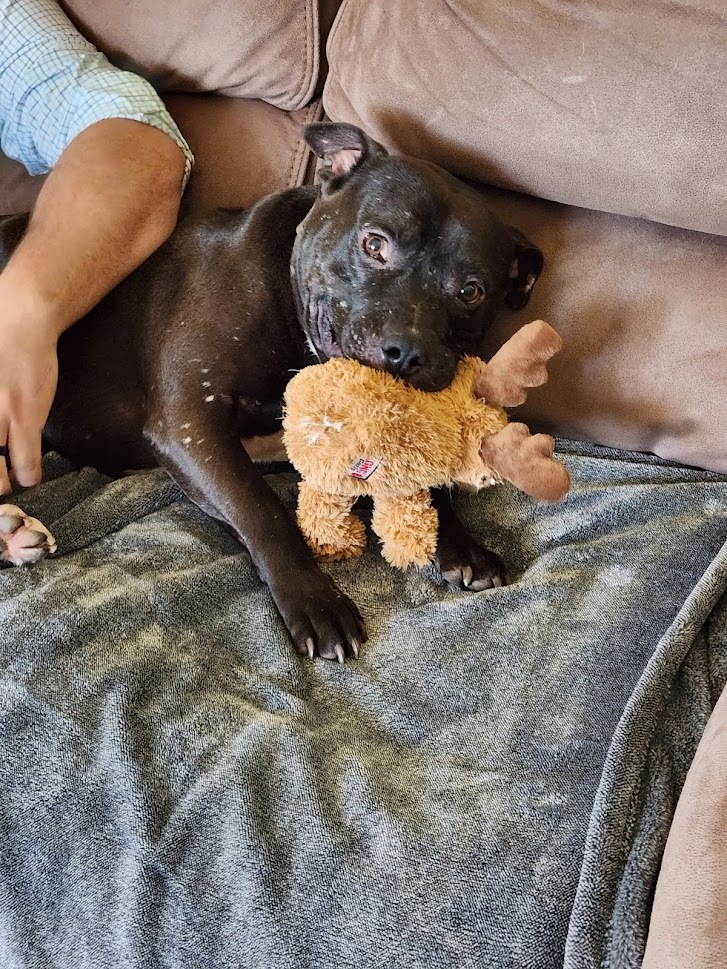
[334,644,345,665]
[306,637,315,660]
[350,638,360,659]
[461,565,473,588]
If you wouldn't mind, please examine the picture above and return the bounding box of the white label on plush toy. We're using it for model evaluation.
[349,457,380,480]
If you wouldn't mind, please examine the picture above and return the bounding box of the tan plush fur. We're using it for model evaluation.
[283,320,570,569]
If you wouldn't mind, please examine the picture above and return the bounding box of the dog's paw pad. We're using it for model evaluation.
[0,504,57,566]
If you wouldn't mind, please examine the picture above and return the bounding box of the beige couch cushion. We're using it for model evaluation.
[0,154,47,218]
[60,0,322,111]
[642,680,727,969]
[166,96,322,216]
[0,97,322,218]
[478,187,727,473]
[324,0,727,236]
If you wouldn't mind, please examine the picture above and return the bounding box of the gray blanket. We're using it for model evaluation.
[1,442,725,969]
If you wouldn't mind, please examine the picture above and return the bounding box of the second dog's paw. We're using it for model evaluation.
[0,504,57,566]
[434,523,505,591]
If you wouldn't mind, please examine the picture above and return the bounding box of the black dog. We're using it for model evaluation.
[0,123,542,661]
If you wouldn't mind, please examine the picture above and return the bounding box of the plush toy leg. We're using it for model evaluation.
[297,481,367,561]
[371,490,439,569]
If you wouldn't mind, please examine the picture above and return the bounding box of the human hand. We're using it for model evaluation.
[0,313,58,494]
[0,116,186,497]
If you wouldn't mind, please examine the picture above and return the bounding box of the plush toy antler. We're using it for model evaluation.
[470,320,570,501]
[473,319,563,407]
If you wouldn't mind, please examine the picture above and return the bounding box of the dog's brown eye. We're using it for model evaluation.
[458,280,485,306]
[363,233,388,262]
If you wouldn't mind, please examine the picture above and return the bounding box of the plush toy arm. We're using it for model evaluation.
[472,320,562,407]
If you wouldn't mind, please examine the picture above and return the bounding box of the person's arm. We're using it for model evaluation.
[0,119,186,492]
[0,0,193,492]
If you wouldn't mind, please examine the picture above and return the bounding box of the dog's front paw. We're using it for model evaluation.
[434,519,504,591]
[0,504,57,566]
[273,568,367,663]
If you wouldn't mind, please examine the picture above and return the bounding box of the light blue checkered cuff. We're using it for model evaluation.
[1,50,193,186]
[61,67,194,188]
[0,0,193,185]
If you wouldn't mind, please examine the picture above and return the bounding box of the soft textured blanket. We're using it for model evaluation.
[0,442,725,969]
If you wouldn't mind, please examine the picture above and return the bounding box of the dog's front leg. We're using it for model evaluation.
[432,488,505,590]
[145,405,366,662]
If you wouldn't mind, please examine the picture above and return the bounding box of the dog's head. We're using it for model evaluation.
[291,123,543,392]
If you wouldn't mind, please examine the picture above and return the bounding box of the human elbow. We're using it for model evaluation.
[141,138,187,247]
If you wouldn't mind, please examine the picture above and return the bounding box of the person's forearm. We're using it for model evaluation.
[0,118,186,338]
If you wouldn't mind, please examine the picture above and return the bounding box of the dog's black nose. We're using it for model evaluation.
[382,337,425,379]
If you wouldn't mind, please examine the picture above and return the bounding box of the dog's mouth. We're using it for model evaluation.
[303,288,457,391]
[307,295,343,361]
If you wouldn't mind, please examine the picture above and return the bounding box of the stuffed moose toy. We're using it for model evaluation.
[283,320,570,569]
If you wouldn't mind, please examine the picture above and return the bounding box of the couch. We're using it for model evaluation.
[0,2,725,967]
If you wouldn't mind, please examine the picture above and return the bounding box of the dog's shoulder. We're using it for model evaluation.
[174,185,319,252]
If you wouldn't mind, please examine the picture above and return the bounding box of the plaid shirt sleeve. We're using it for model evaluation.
[0,0,193,183]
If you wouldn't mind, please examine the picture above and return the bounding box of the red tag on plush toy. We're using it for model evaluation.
[349,457,380,480]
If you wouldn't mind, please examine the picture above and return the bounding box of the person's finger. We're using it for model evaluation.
[0,422,11,495]
[7,421,42,489]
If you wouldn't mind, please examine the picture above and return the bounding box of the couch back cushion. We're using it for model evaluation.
[166,95,322,217]
[60,0,322,111]
[478,188,727,474]
[324,0,727,236]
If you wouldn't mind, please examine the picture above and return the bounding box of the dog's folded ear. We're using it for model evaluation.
[506,229,544,310]
[304,123,388,190]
